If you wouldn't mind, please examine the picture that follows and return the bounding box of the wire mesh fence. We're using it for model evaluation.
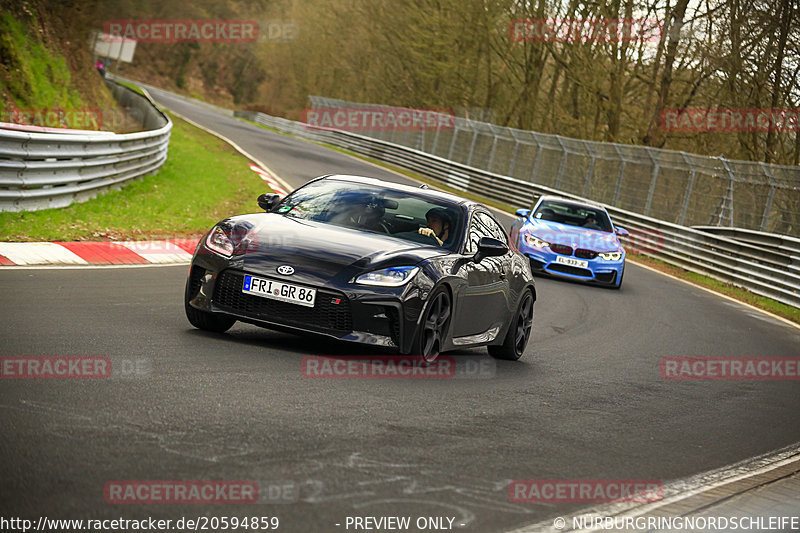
[308,96,800,237]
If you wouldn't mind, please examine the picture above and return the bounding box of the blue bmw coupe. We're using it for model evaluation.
[511,196,629,288]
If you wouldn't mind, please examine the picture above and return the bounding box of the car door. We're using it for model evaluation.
[451,211,511,338]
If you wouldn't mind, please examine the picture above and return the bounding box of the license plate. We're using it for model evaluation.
[242,275,316,307]
[555,255,589,269]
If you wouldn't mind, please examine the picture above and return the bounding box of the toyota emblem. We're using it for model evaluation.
[277,265,295,275]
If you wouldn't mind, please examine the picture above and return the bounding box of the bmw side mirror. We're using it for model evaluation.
[615,226,629,237]
[257,193,281,212]
[474,236,509,263]
[515,209,531,218]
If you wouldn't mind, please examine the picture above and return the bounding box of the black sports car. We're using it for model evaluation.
[185,175,536,361]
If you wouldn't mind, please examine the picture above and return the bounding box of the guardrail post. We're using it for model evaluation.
[582,142,595,198]
[678,152,697,226]
[644,148,660,216]
[612,144,627,206]
[758,162,777,232]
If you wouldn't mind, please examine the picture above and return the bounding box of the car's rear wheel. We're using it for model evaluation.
[184,276,236,333]
[488,290,534,361]
[411,287,451,364]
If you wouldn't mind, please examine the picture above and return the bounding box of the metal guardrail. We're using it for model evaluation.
[309,96,800,238]
[236,110,800,308]
[693,226,800,262]
[0,80,171,212]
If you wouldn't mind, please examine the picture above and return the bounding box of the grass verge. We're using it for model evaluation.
[0,111,271,241]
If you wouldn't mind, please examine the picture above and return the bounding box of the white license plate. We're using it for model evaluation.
[242,275,316,307]
[555,255,589,269]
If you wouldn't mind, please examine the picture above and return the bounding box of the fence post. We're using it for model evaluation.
[678,152,697,226]
[644,148,661,216]
[758,162,777,232]
[719,156,736,227]
[447,120,461,161]
[582,142,595,198]
[612,144,627,206]
[431,113,443,156]
[554,137,568,190]
[486,124,499,173]
[508,129,521,178]
[530,134,543,184]
[466,121,479,167]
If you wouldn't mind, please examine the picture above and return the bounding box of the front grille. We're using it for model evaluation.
[213,270,353,335]
[549,264,593,277]
[575,248,597,259]
[549,243,573,255]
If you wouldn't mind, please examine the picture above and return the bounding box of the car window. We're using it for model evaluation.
[533,200,613,232]
[276,179,464,250]
[465,211,507,254]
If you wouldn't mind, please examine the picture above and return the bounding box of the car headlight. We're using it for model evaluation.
[205,226,234,257]
[356,266,419,287]
[524,234,550,248]
[598,251,623,261]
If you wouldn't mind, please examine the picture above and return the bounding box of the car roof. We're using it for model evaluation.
[537,195,609,212]
[317,174,472,206]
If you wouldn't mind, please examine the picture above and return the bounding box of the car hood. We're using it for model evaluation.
[523,219,622,252]
[221,213,450,286]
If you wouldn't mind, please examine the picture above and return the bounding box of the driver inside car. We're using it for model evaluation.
[418,208,452,246]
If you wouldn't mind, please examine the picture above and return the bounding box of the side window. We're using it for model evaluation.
[476,212,508,245]
[465,211,508,254]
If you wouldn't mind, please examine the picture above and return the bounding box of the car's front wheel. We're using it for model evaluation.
[184,277,236,333]
[488,290,534,361]
[411,286,452,364]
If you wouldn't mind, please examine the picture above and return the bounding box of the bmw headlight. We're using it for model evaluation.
[356,266,419,287]
[598,251,623,261]
[205,225,234,257]
[524,234,550,248]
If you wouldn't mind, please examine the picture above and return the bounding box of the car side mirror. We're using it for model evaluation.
[257,193,281,212]
[515,209,531,218]
[474,236,509,263]
[615,226,629,237]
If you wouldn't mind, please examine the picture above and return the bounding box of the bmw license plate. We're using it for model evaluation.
[242,275,316,307]
[555,255,589,269]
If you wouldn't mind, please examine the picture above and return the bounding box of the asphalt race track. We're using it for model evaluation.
[1,88,800,532]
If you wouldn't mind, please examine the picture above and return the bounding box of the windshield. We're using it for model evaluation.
[532,200,613,232]
[275,179,464,250]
